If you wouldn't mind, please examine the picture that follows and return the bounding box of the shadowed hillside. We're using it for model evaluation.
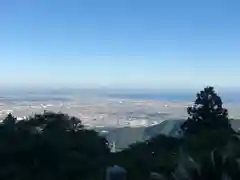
[103,119,240,151]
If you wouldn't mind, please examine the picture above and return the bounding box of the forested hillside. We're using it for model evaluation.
[0,87,239,180]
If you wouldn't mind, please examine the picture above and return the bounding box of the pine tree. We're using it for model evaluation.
[181,86,232,135]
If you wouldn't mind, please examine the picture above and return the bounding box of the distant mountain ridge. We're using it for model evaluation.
[100,119,240,151]
[100,119,185,150]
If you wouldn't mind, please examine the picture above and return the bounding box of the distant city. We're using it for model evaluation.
[1,88,240,129]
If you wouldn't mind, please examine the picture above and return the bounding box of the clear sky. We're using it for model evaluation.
[0,0,239,89]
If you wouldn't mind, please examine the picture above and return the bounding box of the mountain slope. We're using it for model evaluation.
[103,119,240,151]
[104,119,185,150]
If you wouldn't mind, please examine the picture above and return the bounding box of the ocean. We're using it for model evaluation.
[0,88,240,104]
[108,91,240,104]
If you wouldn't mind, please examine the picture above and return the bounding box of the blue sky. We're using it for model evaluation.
[0,0,239,89]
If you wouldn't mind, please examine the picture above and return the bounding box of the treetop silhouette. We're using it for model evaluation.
[181,86,232,135]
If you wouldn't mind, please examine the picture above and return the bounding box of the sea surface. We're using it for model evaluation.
[108,91,240,104]
[0,88,240,104]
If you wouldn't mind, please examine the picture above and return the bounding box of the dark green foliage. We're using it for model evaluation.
[0,86,239,180]
[182,129,232,158]
[181,86,232,136]
[111,87,240,180]
[0,111,110,180]
[112,135,182,180]
[172,149,240,180]
[2,113,16,132]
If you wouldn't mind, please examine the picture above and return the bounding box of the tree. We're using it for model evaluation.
[2,113,16,132]
[169,149,240,180]
[0,112,110,180]
[181,86,232,136]
[112,135,181,180]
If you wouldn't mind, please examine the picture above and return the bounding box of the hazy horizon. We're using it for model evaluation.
[0,85,240,104]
